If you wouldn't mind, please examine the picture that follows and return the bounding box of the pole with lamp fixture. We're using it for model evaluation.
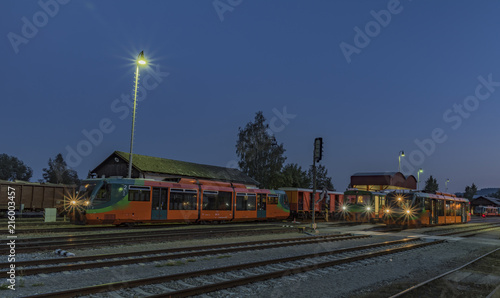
[128,51,147,179]
[398,150,405,172]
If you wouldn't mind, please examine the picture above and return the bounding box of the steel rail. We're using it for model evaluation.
[2,228,293,254]
[389,247,500,298]
[8,235,368,277]
[23,238,437,298]
[0,233,352,268]
[437,224,500,236]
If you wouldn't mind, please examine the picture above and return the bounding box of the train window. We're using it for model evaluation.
[169,189,197,210]
[257,194,266,211]
[236,193,256,211]
[202,191,232,210]
[424,198,431,212]
[267,195,278,204]
[446,201,452,216]
[456,203,462,217]
[93,183,111,205]
[357,195,370,204]
[128,186,151,201]
[437,200,444,216]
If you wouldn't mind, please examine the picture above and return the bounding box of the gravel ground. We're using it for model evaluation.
[3,221,499,297]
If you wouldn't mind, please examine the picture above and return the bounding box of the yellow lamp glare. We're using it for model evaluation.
[366,207,371,211]
[137,51,147,65]
[84,201,90,206]
[406,210,410,214]
[342,206,347,210]
[397,197,402,201]
[71,200,76,205]
[386,209,390,213]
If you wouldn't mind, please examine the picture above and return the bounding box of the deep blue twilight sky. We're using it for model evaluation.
[1,0,499,193]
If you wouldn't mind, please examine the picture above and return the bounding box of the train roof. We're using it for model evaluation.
[279,187,343,195]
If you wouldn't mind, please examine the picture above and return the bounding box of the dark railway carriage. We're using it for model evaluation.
[0,180,74,212]
[77,178,289,225]
[280,187,343,219]
[384,191,471,226]
[474,206,499,217]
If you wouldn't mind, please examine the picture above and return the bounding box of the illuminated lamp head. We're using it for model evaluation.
[71,200,77,205]
[342,206,347,210]
[137,51,147,65]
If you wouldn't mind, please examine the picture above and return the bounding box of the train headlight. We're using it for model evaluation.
[84,201,90,206]
[71,200,77,205]
[366,207,371,211]
[386,209,390,213]
[397,197,402,201]
[342,206,347,210]
[406,210,410,214]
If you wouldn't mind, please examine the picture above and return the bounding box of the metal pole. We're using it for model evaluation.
[128,65,140,178]
[311,158,317,231]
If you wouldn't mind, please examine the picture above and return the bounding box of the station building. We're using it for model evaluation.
[89,151,258,186]
[350,172,417,191]
[470,196,500,209]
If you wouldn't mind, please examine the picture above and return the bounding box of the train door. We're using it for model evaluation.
[257,194,266,218]
[151,187,168,220]
[430,199,437,224]
[374,195,379,220]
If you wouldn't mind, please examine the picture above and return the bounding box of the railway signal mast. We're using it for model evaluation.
[312,137,323,231]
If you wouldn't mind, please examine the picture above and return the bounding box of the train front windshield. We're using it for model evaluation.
[80,181,111,206]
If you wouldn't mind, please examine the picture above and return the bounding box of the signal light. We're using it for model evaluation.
[314,137,323,163]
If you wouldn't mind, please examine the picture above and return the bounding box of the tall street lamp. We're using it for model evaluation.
[417,168,423,190]
[445,179,450,192]
[128,51,147,178]
[398,150,405,172]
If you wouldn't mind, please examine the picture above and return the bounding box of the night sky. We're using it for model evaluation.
[2,0,499,193]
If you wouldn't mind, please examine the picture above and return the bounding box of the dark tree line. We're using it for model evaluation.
[0,153,79,184]
[236,111,335,190]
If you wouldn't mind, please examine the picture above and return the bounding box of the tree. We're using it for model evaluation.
[281,163,310,188]
[488,189,500,199]
[42,153,80,185]
[0,154,33,181]
[464,183,478,200]
[236,111,286,189]
[308,164,335,191]
[424,175,438,193]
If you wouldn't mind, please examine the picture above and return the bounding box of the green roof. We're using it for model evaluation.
[114,151,257,185]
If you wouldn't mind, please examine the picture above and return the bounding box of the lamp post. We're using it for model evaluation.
[128,51,147,179]
[398,150,405,172]
[417,168,423,190]
[445,179,450,192]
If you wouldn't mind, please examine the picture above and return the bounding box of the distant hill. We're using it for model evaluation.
[477,188,499,196]
[455,188,499,197]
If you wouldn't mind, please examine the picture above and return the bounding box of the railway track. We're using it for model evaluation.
[1,233,368,277]
[12,222,280,234]
[424,223,494,235]
[390,247,500,298]
[24,237,443,298]
[436,224,500,237]
[2,226,295,254]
